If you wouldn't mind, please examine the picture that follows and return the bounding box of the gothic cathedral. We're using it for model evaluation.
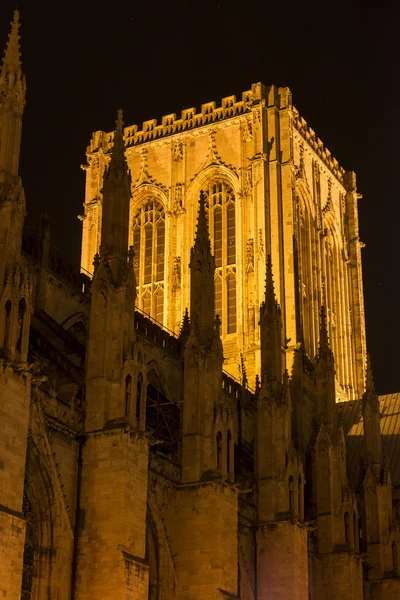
[1,11,399,600]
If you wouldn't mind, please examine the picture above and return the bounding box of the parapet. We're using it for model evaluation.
[292,107,346,184]
[87,83,291,154]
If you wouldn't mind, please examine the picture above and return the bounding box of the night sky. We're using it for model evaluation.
[1,1,398,394]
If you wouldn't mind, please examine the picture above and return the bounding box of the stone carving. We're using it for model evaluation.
[173,141,183,161]
[243,118,253,142]
[244,165,252,196]
[246,239,254,272]
[172,257,181,290]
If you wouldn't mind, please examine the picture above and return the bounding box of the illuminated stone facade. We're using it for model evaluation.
[1,11,400,600]
[81,80,366,402]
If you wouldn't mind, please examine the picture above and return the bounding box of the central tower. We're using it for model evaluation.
[80,83,366,401]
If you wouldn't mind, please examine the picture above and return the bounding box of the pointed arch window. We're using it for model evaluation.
[216,431,223,471]
[125,375,132,416]
[204,181,236,335]
[393,541,398,574]
[136,373,143,422]
[16,298,26,356]
[289,476,295,512]
[2,300,12,350]
[227,430,232,475]
[132,200,165,323]
[298,475,303,519]
[344,512,350,544]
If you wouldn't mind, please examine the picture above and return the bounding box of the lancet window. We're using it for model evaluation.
[204,181,237,335]
[344,512,350,543]
[216,431,223,470]
[289,476,295,512]
[125,375,132,416]
[132,200,165,324]
[2,299,12,350]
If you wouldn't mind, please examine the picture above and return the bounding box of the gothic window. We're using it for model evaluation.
[2,299,12,350]
[204,182,237,335]
[125,375,132,416]
[16,298,26,356]
[344,512,350,544]
[289,476,295,512]
[393,541,398,574]
[216,431,223,470]
[298,475,303,519]
[136,373,143,422]
[132,200,165,323]
[227,430,232,475]
[353,512,358,551]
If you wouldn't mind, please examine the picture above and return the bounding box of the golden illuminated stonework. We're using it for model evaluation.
[0,11,399,600]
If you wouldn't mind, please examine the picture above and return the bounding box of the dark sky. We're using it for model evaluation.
[1,1,398,394]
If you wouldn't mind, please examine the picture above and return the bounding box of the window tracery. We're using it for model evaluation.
[204,181,237,335]
[132,200,165,323]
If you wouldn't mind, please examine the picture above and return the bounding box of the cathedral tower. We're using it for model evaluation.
[81,83,367,402]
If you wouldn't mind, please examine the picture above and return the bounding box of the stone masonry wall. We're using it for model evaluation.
[75,429,149,600]
[0,362,31,599]
[257,521,308,600]
[170,482,238,599]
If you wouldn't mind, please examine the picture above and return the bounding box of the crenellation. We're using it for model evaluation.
[292,109,346,182]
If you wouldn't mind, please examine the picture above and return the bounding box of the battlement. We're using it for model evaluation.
[90,88,255,154]
[87,82,347,184]
[292,107,346,184]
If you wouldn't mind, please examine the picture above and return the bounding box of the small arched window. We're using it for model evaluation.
[2,300,12,350]
[298,475,303,518]
[289,476,295,512]
[216,432,223,471]
[16,298,26,355]
[393,541,398,574]
[353,512,358,551]
[227,430,232,475]
[125,375,132,416]
[344,512,350,544]
[136,373,143,422]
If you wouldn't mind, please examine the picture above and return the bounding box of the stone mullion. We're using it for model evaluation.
[338,250,348,388]
[308,213,318,358]
[138,211,145,311]
[345,263,356,397]
[235,192,243,346]
[340,256,349,391]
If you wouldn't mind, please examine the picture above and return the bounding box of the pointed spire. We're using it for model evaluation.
[188,191,215,347]
[0,11,25,100]
[179,308,190,343]
[265,254,275,309]
[100,110,132,279]
[1,11,22,75]
[191,190,212,257]
[317,305,334,364]
[259,255,283,383]
[103,109,129,184]
[261,255,280,319]
[363,354,380,414]
[365,354,376,396]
